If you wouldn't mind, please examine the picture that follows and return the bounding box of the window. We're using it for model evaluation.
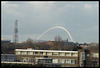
[58,59,64,63]
[27,51,33,55]
[47,52,51,56]
[45,59,52,63]
[34,52,38,55]
[71,53,77,56]
[21,57,26,62]
[27,58,32,62]
[52,52,58,56]
[59,53,65,56]
[65,59,70,64]
[65,53,70,56]
[82,52,85,55]
[38,59,45,63]
[71,59,75,64]
[53,59,58,63]
[93,53,98,58]
[81,52,85,60]
[16,51,20,55]
[87,54,89,57]
[21,51,26,55]
[40,52,43,55]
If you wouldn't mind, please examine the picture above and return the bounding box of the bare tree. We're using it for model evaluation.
[54,35,62,42]
[50,35,64,50]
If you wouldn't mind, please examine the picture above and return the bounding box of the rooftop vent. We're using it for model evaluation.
[27,48,33,50]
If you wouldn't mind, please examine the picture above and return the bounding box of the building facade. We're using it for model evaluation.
[1,40,11,44]
[85,49,99,67]
[15,48,86,67]
[1,54,17,62]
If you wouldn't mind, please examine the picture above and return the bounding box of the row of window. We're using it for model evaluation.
[21,57,76,65]
[1,55,17,59]
[21,57,34,62]
[16,51,77,57]
[1,59,17,62]
[53,59,76,64]
[81,52,85,60]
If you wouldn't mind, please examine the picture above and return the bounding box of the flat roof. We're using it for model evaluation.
[15,49,78,53]
[36,58,53,60]
[1,54,17,55]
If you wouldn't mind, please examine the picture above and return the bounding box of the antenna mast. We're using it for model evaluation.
[13,20,18,43]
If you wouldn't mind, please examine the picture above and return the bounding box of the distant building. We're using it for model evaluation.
[45,41,53,46]
[45,40,78,46]
[1,40,11,44]
[1,54,17,62]
[90,42,99,46]
[79,44,89,49]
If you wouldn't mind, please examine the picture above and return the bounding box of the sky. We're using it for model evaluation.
[1,1,99,43]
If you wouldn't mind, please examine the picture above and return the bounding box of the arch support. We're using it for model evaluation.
[37,26,74,42]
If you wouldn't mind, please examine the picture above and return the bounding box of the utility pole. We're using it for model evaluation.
[13,20,18,43]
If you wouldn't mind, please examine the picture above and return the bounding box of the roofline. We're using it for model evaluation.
[1,54,16,55]
[15,49,78,53]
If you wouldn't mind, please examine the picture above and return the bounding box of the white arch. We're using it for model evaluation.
[37,26,74,42]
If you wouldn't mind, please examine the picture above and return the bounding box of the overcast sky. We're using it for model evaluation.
[1,1,99,43]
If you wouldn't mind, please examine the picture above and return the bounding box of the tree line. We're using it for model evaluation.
[1,36,81,54]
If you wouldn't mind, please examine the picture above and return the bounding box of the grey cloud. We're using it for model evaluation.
[1,1,99,43]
